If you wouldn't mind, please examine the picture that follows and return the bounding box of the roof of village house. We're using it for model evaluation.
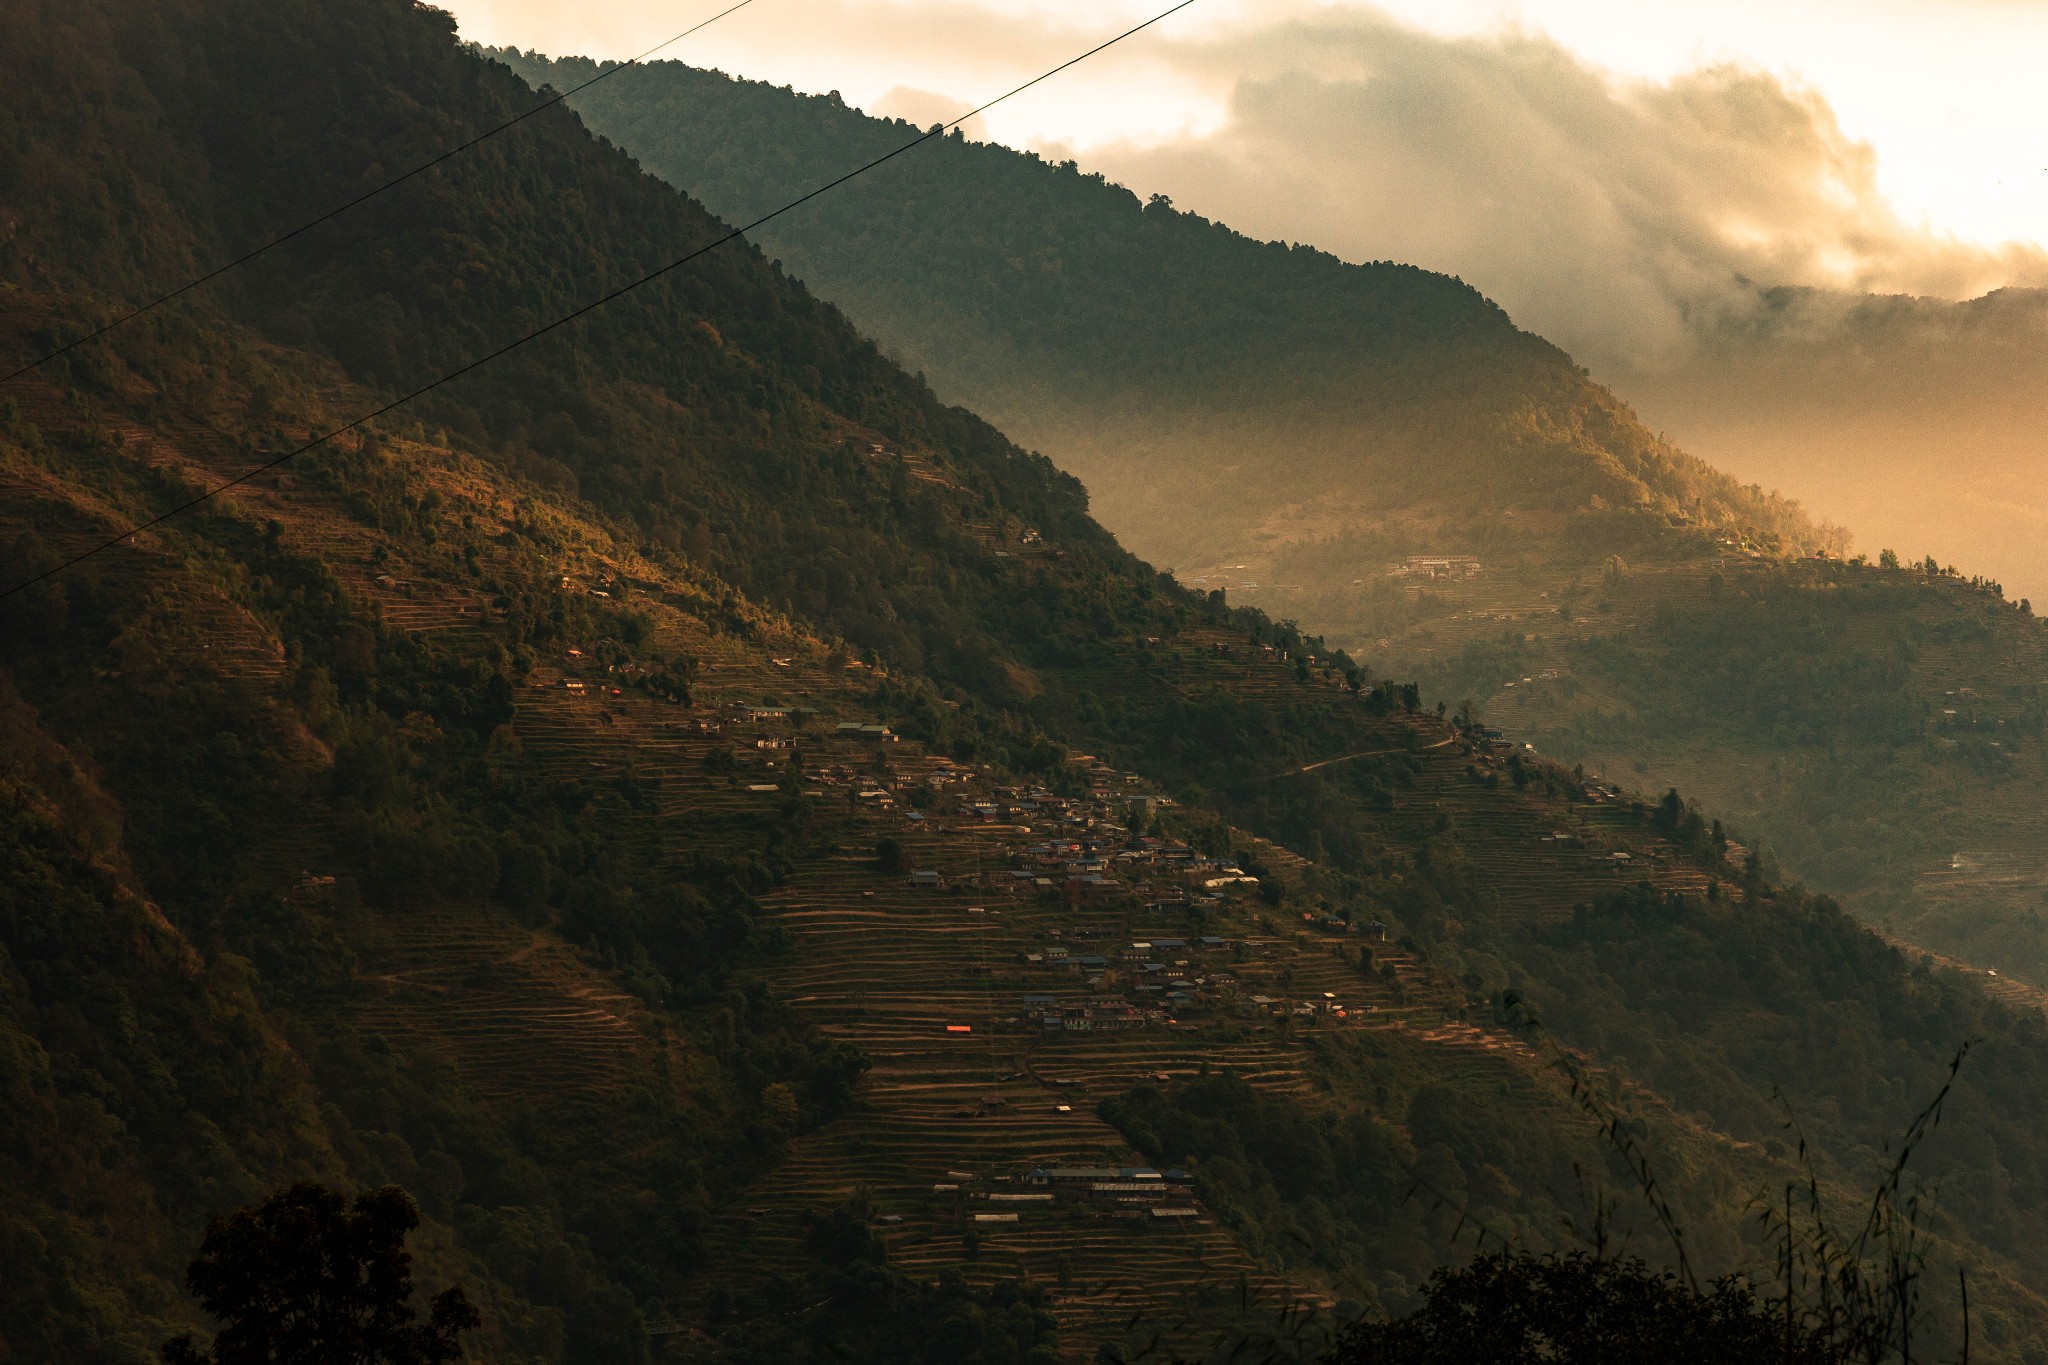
[1026,1166,1168,1182]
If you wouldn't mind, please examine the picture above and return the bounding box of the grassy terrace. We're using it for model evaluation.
[476,596,1739,1356]
[579,665,1744,1355]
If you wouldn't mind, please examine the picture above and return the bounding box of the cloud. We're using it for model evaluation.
[1067,11,2048,374]
[869,86,987,140]
[452,0,2048,375]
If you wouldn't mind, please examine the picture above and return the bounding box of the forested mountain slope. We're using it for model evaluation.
[509,54,2048,996]
[499,55,1827,575]
[8,4,2048,1360]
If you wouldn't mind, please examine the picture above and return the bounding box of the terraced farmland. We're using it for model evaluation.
[0,355,1915,1360]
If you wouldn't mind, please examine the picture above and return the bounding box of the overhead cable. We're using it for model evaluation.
[0,0,1197,604]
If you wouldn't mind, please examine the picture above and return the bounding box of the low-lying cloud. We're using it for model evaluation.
[1076,11,2048,375]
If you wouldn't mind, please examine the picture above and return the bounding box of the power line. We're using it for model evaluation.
[0,0,759,391]
[0,0,1197,605]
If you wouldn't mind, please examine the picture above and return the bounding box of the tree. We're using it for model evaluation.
[874,835,905,873]
[1328,1252,1836,1364]
[161,1183,478,1365]
[1654,788,1685,833]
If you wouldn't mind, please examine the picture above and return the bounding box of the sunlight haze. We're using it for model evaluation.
[446,0,2048,252]
[450,0,2048,599]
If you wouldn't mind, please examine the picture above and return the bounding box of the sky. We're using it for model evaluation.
[445,0,2048,251]
[1375,1,2048,253]
[441,0,2048,372]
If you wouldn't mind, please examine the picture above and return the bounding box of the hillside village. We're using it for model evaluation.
[41,359,1741,1345]
[495,543,1761,1346]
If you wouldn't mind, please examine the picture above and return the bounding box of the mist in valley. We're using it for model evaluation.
[1050,8,2048,599]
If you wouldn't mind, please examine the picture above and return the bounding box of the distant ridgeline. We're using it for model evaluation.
[507,51,2048,1010]
[11,4,2048,1362]
[497,52,1828,573]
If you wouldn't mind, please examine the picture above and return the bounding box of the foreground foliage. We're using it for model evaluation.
[161,1184,476,1365]
[1330,1253,1834,1365]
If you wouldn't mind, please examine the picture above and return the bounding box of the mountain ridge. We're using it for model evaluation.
[494,52,1834,572]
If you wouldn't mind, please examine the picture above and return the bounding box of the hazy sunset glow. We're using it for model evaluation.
[1378,0,2048,252]
[444,0,2048,600]
[444,0,2048,255]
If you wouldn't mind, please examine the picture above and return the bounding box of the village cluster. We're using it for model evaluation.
[529,632,1723,1268]
[493,676,1406,1041]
